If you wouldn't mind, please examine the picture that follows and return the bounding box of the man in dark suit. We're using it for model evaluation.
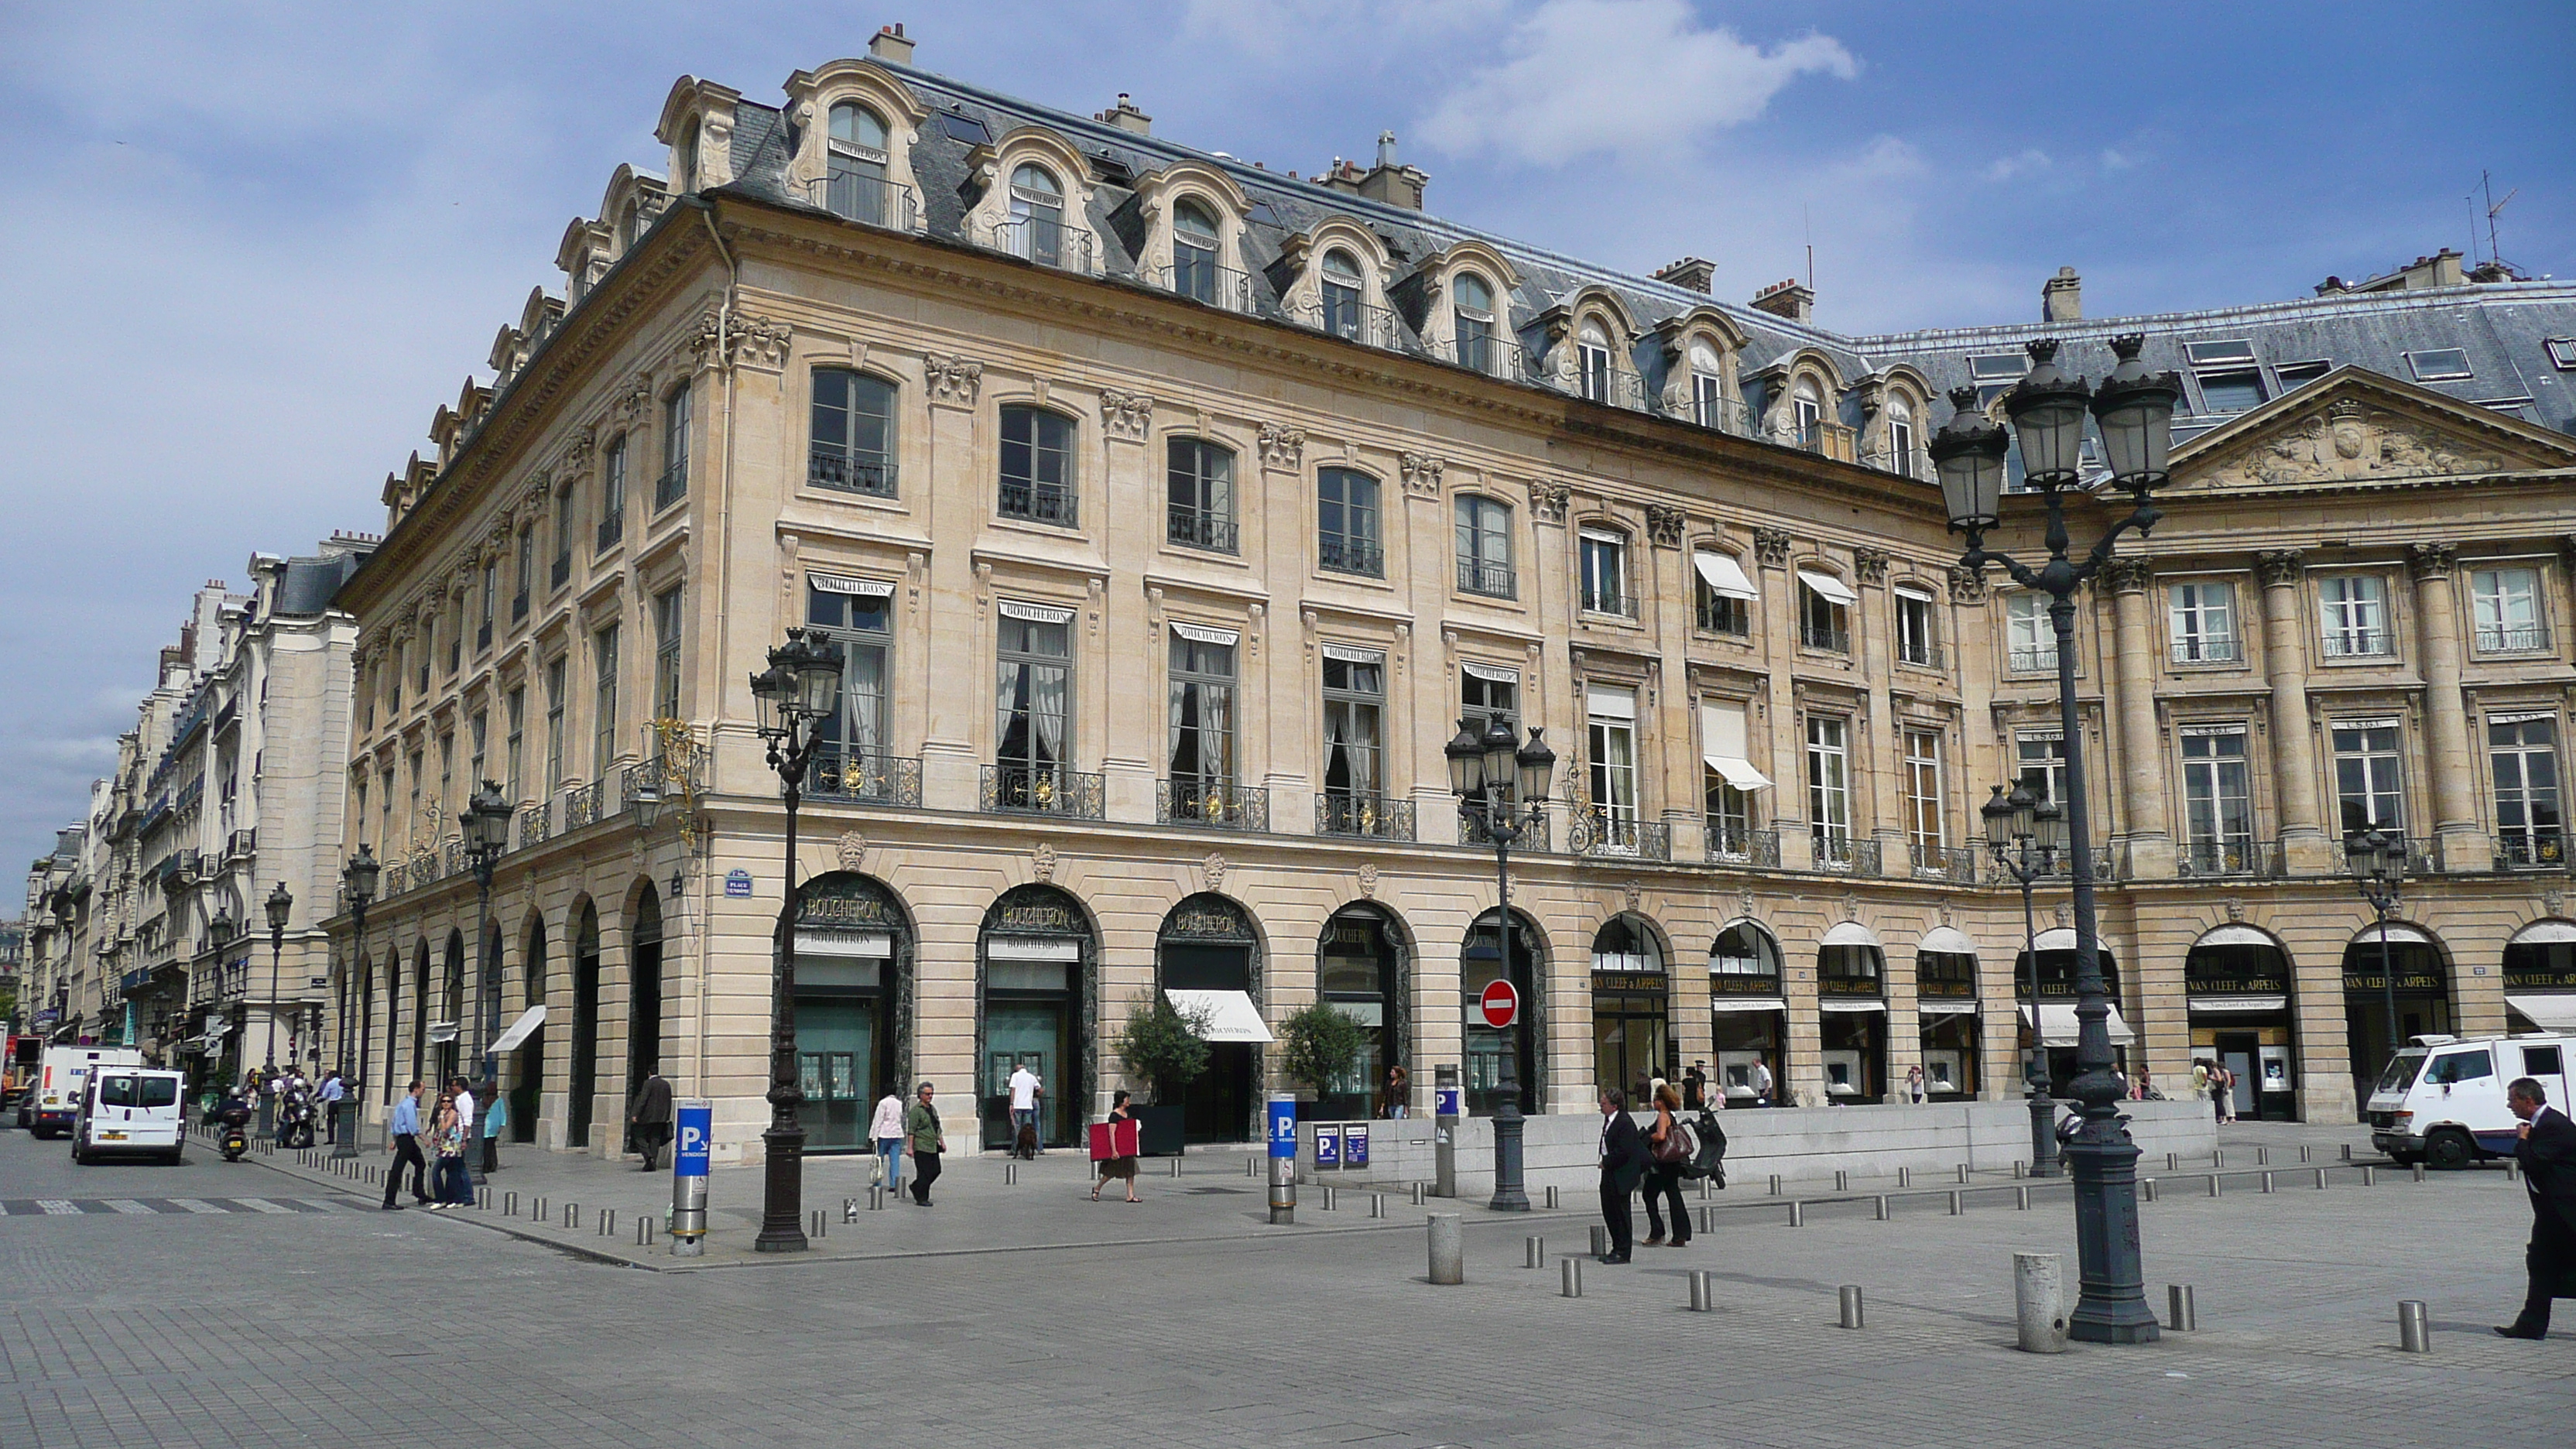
[1597,1088,1649,1265]
[2497,1076,2576,1338]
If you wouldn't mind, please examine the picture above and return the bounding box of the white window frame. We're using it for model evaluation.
[2168,581,2239,663]
[1903,728,1944,864]
[1807,714,1851,865]
[2331,721,2405,838]
[1895,588,1938,666]
[2471,567,2545,654]
[2319,574,2390,657]
[2006,591,2056,673]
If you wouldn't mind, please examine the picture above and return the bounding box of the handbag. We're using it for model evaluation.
[1652,1116,1690,1166]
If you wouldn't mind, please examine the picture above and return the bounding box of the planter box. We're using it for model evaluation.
[1136,1105,1187,1157]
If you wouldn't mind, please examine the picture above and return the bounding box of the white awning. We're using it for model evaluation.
[1821,920,1881,948]
[2352,923,2435,947]
[1710,997,1789,1014]
[2194,925,2276,949]
[1797,569,1857,605]
[2020,1002,2136,1047]
[987,936,1081,962]
[2188,995,2287,1015]
[1461,661,1520,685]
[1585,683,1635,720]
[1164,988,1273,1043]
[492,1005,547,1053]
[1701,701,1771,791]
[1917,999,1980,1016]
[998,599,1075,624]
[1693,552,1758,600]
[1321,643,1384,667]
[1821,999,1888,1013]
[810,573,896,598]
[2511,920,2576,946]
[2030,927,2076,951]
[2509,995,2576,1033]
[796,930,893,959]
[1704,755,1773,791]
[1171,622,1239,647]
[1917,927,1978,957]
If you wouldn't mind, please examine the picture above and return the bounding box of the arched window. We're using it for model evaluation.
[998,404,1076,525]
[1452,272,1497,374]
[810,368,897,497]
[618,199,641,251]
[826,101,892,224]
[677,119,701,194]
[1591,916,1667,1098]
[1454,495,1514,598]
[1687,337,1727,430]
[1320,248,1365,340]
[1171,198,1221,303]
[1577,319,1614,403]
[1317,466,1381,577]
[1166,437,1235,553]
[1886,396,1917,476]
[1792,379,1823,445]
[1008,163,1064,265]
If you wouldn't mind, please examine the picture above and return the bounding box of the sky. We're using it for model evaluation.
[2,0,2570,874]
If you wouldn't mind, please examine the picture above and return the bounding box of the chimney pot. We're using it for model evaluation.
[1654,257,1715,294]
[869,24,916,64]
[1750,278,1813,324]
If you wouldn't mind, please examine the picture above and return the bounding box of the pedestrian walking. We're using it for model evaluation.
[1007,1059,1043,1159]
[1383,1064,1409,1118]
[629,1070,674,1171]
[1640,1084,1692,1249]
[905,1082,947,1206]
[319,1070,345,1145]
[1906,1064,1927,1104]
[450,1076,478,1170]
[430,1090,471,1209]
[868,1083,906,1196]
[1595,1088,1648,1264]
[2211,1063,2235,1124]
[2496,1077,2576,1338]
[482,1088,508,1173]
[381,1080,431,1211]
[1749,1059,1775,1108]
[1091,1089,1141,1203]
[1683,1061,1708,1112]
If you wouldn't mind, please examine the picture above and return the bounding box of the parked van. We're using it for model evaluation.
[71,1067,188,1165]
[26,1046,143,1139]
[2368,1033,2573,1169]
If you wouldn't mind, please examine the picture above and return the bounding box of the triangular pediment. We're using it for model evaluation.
[2169,365,2576,491]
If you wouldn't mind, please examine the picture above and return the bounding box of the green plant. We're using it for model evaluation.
[1113,993,1211,1105]
[1276,1001,1369,1096]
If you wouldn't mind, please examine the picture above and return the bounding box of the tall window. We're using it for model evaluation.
[1694,550,1752,636]
[1320,249,1365,339]
[657,383,690,509]
[1585,685,1639,834]
[2016,733,2066,807]
[1454,495,1514,598]
[437,734,454,827]
[447,598,464,674]
[1791,382,1822,445]
[652,586,683,724]
[505,687,525,800]
[355,777,370,851]
[514,527,534,618]
[1321,652,1385,819]
[1807,716,1851,865]
[2472,567,2544,653]
[809,369,896,496]
[1007,163,1064,266]
[1317,467,1381,577]
[381,765,397,849]
[1896,588,1939,666]
[2319,574,2389,656]
[1452,272,1497,374]
[591,625,619,778]
[1701,699,1761,858]
[677,118,701,192]
[1166,438,1235,553]
[1687,338,1726,430]
[2169,581,2239,663]
[999,405,1075,525]
[417,618,433,694]
[1578,529,1629,615]
[468,712,487,795]
[478,561,497,651]
[1167,631,1238,800]
[1903,728,1944,862]
[597,437,627,554]
[2492,716,2564,866]
[992,603,1070,805]
[2332,722,2404,836]
[2180,728,2252,867]
[1170,199,1221,303]
[2006,591,2055,672]
[1798,572,1851,653]
[811,581,896,790]
[1577,320,1613,403]
[543,659,567,792]
[825,101,891,224]
[552,486,576,583]
[1886,399,1916,476]
[407,750,424,844]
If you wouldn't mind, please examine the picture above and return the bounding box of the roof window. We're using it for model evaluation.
[2405,348,2472,382]
[2544,338,2576,370]
[937,109,992,145]
[2275,359,2331,390]
[1968,352,2027,407]
[2197,370,2267,415]
[2184,339,2257,368]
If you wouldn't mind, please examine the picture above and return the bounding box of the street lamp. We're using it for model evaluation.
[1446,715,1556,1213]
[259,882,293,1141]
[1983,783,2064,1177]
[1935,334,2178,1345]
[333,845,379,1160]
[461,780,513,1182]
[751,626,845,1253]
[2344,827,2407,1072]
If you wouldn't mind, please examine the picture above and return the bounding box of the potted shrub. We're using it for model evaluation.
[1276,1001,1370,1118]
[1113,993,1211,1156]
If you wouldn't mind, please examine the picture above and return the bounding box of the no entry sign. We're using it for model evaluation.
[1478,979,1520,1030]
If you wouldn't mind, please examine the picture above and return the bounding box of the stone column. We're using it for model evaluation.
[2102,559,2174,879]
[1097,388,1158,823]
[2407,543,2486,872]
[1753,527,1810,868]
[2256,550,2329,872]
[918,353,985,811]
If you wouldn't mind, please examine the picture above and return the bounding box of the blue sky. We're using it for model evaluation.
[2,0,2569,869]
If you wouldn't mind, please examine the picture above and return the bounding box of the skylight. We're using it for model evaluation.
[2184,340,2257,368]
[2405,348,2473,382]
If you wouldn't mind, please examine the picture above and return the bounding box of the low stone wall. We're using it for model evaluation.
[1300,1099,2216,1197]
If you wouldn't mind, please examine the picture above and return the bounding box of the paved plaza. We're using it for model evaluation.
[3,1121,2571,1448]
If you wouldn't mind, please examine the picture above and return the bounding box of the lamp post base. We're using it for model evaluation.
[754,1123,810,1253]
[1488,1097,1530,1212]
[2026,1091,2060,1177]
[2064,1121,2158,1343]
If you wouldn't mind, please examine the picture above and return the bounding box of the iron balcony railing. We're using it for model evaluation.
[1802,622,1851,654]
[517,800,553,848]
[1159,779,1268,831]
[564,780,604,832]
[2330,832,2438,877]
[653,459,687,512]
[1457,557,1516,599]
[2008,647,2059,673]
[1984,848,2115,884]
[1462,807,1550,853]
[801,748,921,807]
[550,553,571,590]
[511,589,529,623]
[1931,845,1981,882]
[476,619,493,653]
[1687,395,1758,436]
[1317,533,1382,578]
[810,442,897,498]
[999,481,1078,528]
[1861,443,1929,480]
[1435,331,1530,382]
[798,173,921,231]
[981,216,1093,273]
[1568,807,1670,861]
[1581,589,1640,621]
[2177,838,2280,879]
[2496,828,2570,872]
[1166,503,1239,554]
[1706,824,1779,868]
[2320,630,2392,659]
[1317,793,1415,841]
[1286,295,1399,348]
[224,829,256,862]
[1898,639,1946,670]
[1158,260,1253,312]
[981,764,1106,820]
[1813,830,1857,871]
[1695,596,1752,637]
[595,512,624,556]
[2170,636,2241,665]
[1571,368,1648,411]
[2476,624,2551,654]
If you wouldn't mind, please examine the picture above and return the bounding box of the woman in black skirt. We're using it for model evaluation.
[1093,1090,1141,1203]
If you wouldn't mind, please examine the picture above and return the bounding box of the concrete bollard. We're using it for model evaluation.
[1769,1173,1783,1196]
[2016,1185,2031,1211]
[1545,1185,1560,1210]
[1898,1166,1911,1187]
[1371,1194,1386,1219]
[1834,1170,1849,1192]
[1427,1214,1464,1285]
[2167,1283,2197,1331]
[2398,1300,2431,1353]
[2314,1168,2328,1190]
[2262,1171,2276,1194]
[1412,1183,1427,1206]
[1948,1190,1963,1216]
[1590,1225,1610,1257]
[1872,1195,1890,1221]
[2143,1178,2159,1203]
[2362,1165,2377,1187]
[2014,1252,2067,1354]
[1321,1186,1338,1211]
[1838,1285,1864,1330]
[1788,1201,1805,1228]
[1688,1269,1715,1313]
[2412,1163,2427,1183]
[1525,1235,1546,1268]
[1560,1257,1584,1297]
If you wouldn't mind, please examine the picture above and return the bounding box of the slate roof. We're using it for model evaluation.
[274,549,366,618]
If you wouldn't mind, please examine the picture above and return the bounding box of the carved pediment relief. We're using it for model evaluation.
[2172,368,2576,490]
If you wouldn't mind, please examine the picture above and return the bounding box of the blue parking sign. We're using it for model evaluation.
[674,1101,713,1178]
[1345,1123,1369,1168]
[1266,1093,1298,1160]
[1314,1123,1341,1169]
[1434,1084,1462,1118]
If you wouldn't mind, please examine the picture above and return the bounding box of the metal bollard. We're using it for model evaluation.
[2261,1171,2276,1194]
[1788,1201,1805,1228]
[2143,1178,2159,1204]
[505,1191,517,1216]
[1170,1156,1183,1177]
[2398,1300,2431,1353]
[1545,1185,1560,1210]
[2167,1284,2197,1331]
[564,1204,577,1228]
[808,1209,824,1239]
[478,1187,491,1210]
[1246,1155,1257,1177]
[1873,1194,1890,1221]
[1838,1285,1865,1330]
[1688,1269,1715,1313]
[1560,1257,1584,1297]
[1526,1235,1547,1268]
[1898,1166,1911,1187]
[2507,1158,2520,1184]
[1948,1190,1963,1216]
[2208,1174,2222,1197]
[1411,1182,1427,1206]
[2362,1165,2377,1187]
[2166,1152,2177,1171]
[2016,1185,2030,1211]
[868,1185,885,1211]
[2314,1168,2328,1190]
[1321,1186,1338,1211]
[2258,1147,2269,1166]
[1005,1163,1017,1186]
[602,1209,617,1238]
[533,1196,546,1220]
[1590,1224,1609,1257]
[2341,1143,2354,1161]
[1699,1175,1713,1199]
[1370,1194,1386,1219]
[843,1197,860,1224]
[1699,1205,1714,1233]
[1427,1214,1464,1285]
[2412,1163,2426,1183]
[1834,1170,1849,1192]
[2214,1149,2225,1167]
[1956,1163,1970,1184]
[2013,1160,2027,1180]
[2014,1252,2067,1354]
[636,1217,650,1247]
[2300,1144,2313,1163]
[1769,1173,1783,1196]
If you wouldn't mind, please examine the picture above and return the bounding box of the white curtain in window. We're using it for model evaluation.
[1030,659,1064,766]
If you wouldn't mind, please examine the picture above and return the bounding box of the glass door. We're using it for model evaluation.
[793,996,873,1150]
[982,1002,1064,1149]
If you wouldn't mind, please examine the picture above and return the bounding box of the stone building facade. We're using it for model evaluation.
[324,34,2576,1163]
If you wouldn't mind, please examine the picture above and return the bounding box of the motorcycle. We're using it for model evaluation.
[218,1100,252,1163]
[277,1084,317,1149]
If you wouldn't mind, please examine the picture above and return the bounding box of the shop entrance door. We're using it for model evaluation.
[2217,1033,2259,1118]
[983,1003,1066,1149]
[793,995,875,1151]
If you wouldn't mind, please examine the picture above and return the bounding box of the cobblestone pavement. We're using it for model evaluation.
[5,1121,2571,1447]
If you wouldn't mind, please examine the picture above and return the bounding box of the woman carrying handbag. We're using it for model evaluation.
[1091,1090,1142,1203]
[1641,1084,1693,1248]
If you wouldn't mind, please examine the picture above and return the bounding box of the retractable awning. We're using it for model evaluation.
[1709,997,1789,1014]
[2187,995,2287,1016]
[2508,995,2576,1034]
[1703,755,1773,791]
[2019,1002,2136,1047]
[1163,988,1274,1043]
[1917,1000,1981,1017]
[492,1005,548,1053]
[1693,552,1758,600]
[1797,569,1857,605]
[1820,999,1887,1014]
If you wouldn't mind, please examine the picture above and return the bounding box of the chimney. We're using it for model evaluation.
[1351,131,1428,211]
[1654,257,1714,294]
[2041,265,2082,322]
[1749,278,1812,324]
[868,23,915,64]
[1094,93,1152,135]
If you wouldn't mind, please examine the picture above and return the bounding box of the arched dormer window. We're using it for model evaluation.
[677,119,702,194]
[1577,320,1615,404]
[1453,273,1499,375]
[826,101,893,226]
[1171,199,1222,304]
[1008,163,1065,265]
[1885,396,1918,478]
[1793,380,1823,445]
[1321,249,1365,337]
[618,200,641,252]
[1687,338,1728,429]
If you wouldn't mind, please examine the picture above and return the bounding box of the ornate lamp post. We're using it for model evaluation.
[2345,827,2407,1072]
[1444,715,1555,1213]
[751,627,846,1253]
[1933,334,2178,1344]
[259,882,293,1140]
[1983,783,2065,1177]
[461,781,514,1182]
[333,845,379,1160]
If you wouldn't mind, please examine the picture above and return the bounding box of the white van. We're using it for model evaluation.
[71,1067,188,1165]
[26,1046,144,1139]
[2367,1033,2573,1169]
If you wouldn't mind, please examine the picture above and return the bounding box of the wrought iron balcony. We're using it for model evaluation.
[1317,533,1382,578]
[564,780,604,832]
[1687,394,1757,436]
[550,553,570,590]
[2476,624,2551,654]
[1316,793,1415,841]
[1166,503,1238,554]
[1706,824,1779,867]
[1461,806,1550,853]
[1567,807,1669,861]
[1286,295,1399,348]
[224,829,256,862]
[516,800,553,848]
[999,481,1078,528]
[2170,636,2240,665]
[2008,647,2059,673]
[2178,838,2280,879]
[653,459,687,512]
[594,512,624,556]
[2496,829,2570,872]
[798,173,921,231]
[1932,845,1982,883]
[980,216,1093,273]
[1581,589,1640,621]
[1435,332,1530,382]
[1158,260,1252,312]
[1898,639,1946,670]
[1813,830,1858,871]
[804,748,923,807]
[1159,779,1267,831]
[2320,630,2392,659]
[1695,596,1752,637]
[981,764,1106,820]
[1456,557,1516,599]
[1802,622,1851,654]
[511,589,529,624]
[809,443,897,498]
[2330,832,2437,877]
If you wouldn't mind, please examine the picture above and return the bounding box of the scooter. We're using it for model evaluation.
[218,1101,252,1163]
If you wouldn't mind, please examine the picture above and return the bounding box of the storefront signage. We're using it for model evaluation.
[799,878,899,928]
[1589,972,1669,997]
[1710,974,1782,997]
[2505,962,2576,992]
[2341,968,2446,994]
[724,870,752,899]
[992,902,1082,936]
[1164,902,1255,941]
[2187,970,2289,996]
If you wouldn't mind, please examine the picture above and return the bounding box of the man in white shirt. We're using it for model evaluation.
[318,1070,345,1145]
[1749,1060,1775,1108]
[1007,1060,1043,1157]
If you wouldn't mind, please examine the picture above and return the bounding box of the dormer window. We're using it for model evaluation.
[1577,320,1614,404]
[1453,273,1499,375]
[1321,249,1365,340]
[1688,338,1728,430]
[1886,399,1917,477]
[827,101,893,226]
[1792,382,1822,444]
[1171,199,1222,304]
[678,119,701,194]
[1008,163,1065,266]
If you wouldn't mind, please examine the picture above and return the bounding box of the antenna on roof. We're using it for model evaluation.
[2483,170,2518,272]
[1803,204,1814,293]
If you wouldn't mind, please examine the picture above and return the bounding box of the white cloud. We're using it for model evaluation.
[1983,149,2052,183]
[1416,0,1855,166]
